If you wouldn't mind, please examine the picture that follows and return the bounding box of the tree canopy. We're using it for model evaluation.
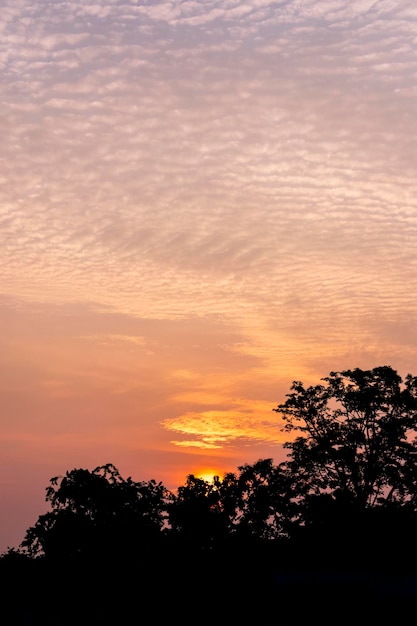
[4,366,417,624]
[20,463,169,560]
[15,366,417,559]
[275,366,417,508]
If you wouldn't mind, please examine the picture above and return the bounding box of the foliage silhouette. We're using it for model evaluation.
[20,463,169,561]
[167,473,230,549]
[273,365,417,571]
[275,366,417,509]
[2,366,417,624]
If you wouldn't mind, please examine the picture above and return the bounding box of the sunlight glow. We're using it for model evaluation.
[195,470,220,483]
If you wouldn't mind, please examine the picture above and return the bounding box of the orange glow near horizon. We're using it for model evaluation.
[195,470,223,483]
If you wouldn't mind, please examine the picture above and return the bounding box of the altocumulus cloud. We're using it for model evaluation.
[1,0,417,448]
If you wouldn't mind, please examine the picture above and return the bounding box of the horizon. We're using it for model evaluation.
[1,0,417,553]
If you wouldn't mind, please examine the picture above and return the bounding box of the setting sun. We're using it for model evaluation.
[195,469,222,483]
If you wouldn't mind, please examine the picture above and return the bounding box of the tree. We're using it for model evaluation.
[273,366,417,564]
[167,473,230,550]
[167,460,295,551]
[226,459,290,540]
[20,463,169,561]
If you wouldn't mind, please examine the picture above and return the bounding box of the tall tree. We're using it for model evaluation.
[275,366,417,508]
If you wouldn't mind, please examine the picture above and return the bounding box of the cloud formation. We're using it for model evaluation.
[163,399,287,449]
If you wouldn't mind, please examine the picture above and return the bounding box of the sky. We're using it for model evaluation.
[1,0,417,553]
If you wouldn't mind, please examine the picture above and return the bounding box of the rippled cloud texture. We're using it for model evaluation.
[1,0,417,550]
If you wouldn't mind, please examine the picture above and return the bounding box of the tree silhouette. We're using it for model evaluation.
[3,365,417,624]
[273,365,417,569]
[167,473,230,550]
[167,460,292,548]
[20,463,169,561]
[225,459,290,540]
[275,366,417,505]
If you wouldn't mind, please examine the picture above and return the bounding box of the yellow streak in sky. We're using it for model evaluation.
[163,400,287,450]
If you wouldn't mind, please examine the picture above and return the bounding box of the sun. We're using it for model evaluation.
[195,469,220,483]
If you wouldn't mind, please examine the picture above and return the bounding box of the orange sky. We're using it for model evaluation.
[1,0,417,552]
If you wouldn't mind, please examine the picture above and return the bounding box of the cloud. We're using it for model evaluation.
[163,400,287,449]
[0,1,416,437]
